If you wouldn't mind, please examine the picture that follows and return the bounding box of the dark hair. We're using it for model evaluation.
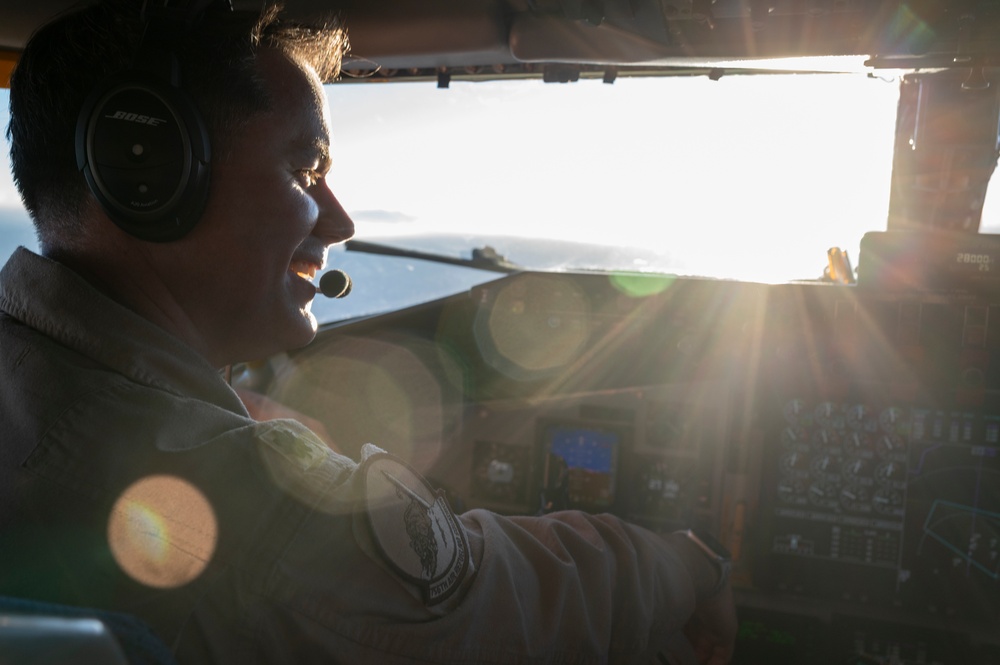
[6,0,347,246]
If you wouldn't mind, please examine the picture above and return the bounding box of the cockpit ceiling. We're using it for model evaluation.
[2,0,1000,78]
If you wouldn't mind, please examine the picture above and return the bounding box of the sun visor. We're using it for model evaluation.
[510,15,680,66]
[511,13,882,66]
[338,1,514,72]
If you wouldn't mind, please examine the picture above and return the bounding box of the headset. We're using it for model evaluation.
[74,1,231,242]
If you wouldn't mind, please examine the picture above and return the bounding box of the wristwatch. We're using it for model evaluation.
[676,527,732,599]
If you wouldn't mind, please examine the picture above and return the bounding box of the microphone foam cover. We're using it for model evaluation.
[319,269,352,298]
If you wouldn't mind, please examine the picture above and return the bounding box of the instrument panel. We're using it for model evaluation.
[264,271,1000,664]
[763,398,1000,602]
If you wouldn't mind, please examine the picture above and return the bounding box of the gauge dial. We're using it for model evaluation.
[783,398,810,425]
[839,484,872,513]
[808,480,840,509]
[811,453,842,481]
[811,428,842,451]
[845,403,878,432]
[841,456,872,481]
[875,459,907,485]
[779,450,810,477]
[879,406,910,435]
[814,401,845,430]
[873,487,904,516]
[843,430,874,456]
[780,425,809,449]
[876,433,907,459]
[777,478,808,505]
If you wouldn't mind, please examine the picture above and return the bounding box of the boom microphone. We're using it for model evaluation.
[317,269,352,298]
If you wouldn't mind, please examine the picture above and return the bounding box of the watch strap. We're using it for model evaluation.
[675,528,732,600]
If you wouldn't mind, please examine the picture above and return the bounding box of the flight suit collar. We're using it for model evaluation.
[0,246,247,415]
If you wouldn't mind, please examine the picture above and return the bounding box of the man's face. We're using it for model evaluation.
[169,50,354,366]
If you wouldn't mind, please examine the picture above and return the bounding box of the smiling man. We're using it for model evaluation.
[8,11,352,368]
[0,2,736,663]
[111,47,354,367]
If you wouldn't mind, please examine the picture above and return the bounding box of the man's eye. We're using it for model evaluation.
[297,169,321,187]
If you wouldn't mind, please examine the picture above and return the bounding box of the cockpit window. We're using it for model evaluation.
[2,72,903,323]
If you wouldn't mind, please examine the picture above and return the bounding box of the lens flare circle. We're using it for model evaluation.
[107,475,217,589]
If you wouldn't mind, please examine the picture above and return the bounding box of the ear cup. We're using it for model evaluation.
[75,77,211,242]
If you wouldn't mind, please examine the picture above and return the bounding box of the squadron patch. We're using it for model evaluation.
[361,453,470,605]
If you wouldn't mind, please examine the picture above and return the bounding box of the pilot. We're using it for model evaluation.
[0,1,737,663]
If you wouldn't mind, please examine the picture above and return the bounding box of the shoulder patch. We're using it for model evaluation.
[361,453,470,605]
[253,420,357,512]
[257,420,328,472]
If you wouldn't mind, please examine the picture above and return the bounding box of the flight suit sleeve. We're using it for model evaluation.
[456,508,703,660]
[206,438,715,664]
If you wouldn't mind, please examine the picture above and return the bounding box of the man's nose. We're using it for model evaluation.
[314,183,355,245]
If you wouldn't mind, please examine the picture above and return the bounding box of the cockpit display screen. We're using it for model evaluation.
[540,421,621,510]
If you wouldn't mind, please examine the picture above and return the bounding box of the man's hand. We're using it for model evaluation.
[662,531,739,664]
[683,584,738,665]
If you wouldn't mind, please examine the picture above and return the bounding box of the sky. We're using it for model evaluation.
[0,71,931,286]
[324,73,902,282]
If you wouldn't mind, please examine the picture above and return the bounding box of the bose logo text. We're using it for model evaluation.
[105,111,167,127]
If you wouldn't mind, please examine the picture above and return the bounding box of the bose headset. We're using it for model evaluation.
[74,0,232,242]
